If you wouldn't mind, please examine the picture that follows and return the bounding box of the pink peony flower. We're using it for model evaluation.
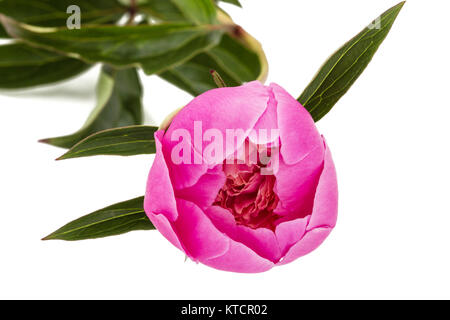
[144,81,338,273]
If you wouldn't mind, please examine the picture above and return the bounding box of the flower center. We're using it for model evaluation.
[213,161,280,231]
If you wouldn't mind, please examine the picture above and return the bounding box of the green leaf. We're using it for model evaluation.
[0,0,126,27]
[138,0,186,22]
[298,1,405,122]
[0,43,90,89]
[160,26,267,96]
[57,125,158,160]
[138,0,217,23]
[40,66,143,149]
[171,0,217,25]
[208,32,264,82]
[216,0,242,7]
[42,196,153,241]
[159,47,241,95]
[0,16,224,75]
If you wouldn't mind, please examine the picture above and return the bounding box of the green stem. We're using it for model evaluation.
[210,69,227,88]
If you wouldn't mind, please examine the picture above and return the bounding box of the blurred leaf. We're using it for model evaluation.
[171,0,217,25]
[160,30,267,96]
[0,0,125,27]
[0,16,224,75]
[57,125,158,160]
[43,196,153,241]
[0,43,90,89]
[0,23,9,38]
[298,2,405,122]
[40,66,143,149]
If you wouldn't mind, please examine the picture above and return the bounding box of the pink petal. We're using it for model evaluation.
[202,241,274,273]
[248,88,279,145]
[276,227,332,266]
[235,225,281,262]
[271,83,323,165]
[175,166,226,210]
[174,199,230,261]
[206,206,281,262]
[146,212,185,254]
[307,141,339,230]
[276,141,338,265]
[274,143,325,217]
[162,134,209,191]
[163,81,271,189]
[144,130,178,222]
[205,205,237,235]
[275,216,310,256]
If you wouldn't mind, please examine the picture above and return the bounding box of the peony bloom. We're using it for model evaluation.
[144,81,338,273]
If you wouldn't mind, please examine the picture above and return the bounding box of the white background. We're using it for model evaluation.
[1,0,449,299]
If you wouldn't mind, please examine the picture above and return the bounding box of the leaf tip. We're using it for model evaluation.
[55,153,70,161]
[394,1,406,11]
[232,25,244,38]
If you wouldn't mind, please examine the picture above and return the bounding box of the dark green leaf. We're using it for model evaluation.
[42,196,153,241]
[159,50,240,95]
[138,0,186,22]
[0,16,224,75]
[298,1,405,122]
[0,23,9,38]
[160,31,267,96]
[57,125,158,160]
[0,0,125,27]
[208,32,263,82]
[160,11,267,96]
[171,0,217,25]
[40,66,143,149]
[0,43,90,89]
[138,0,217,23]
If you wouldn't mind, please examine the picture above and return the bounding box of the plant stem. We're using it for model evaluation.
[210,70,227,88]
[128,0,137,25]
